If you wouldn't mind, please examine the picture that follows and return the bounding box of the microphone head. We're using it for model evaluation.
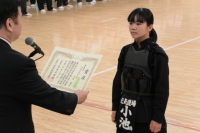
[25,37,34,45]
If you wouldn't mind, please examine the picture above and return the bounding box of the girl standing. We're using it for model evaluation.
[111,8,169,133]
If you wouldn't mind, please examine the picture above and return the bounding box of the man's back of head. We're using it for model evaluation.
[0,0,21,29]
[0,0,23,43]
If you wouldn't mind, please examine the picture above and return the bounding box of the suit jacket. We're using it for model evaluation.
[0,39,78,133]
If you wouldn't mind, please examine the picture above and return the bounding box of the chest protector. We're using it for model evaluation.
[121,45,153,95]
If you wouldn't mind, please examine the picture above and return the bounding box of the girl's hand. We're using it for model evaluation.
[111,111,116,123]
[149,120,162,133]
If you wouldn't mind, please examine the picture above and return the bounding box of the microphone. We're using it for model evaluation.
[25,37,44,55]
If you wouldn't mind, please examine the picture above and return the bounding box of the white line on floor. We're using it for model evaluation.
[101,18,116,22]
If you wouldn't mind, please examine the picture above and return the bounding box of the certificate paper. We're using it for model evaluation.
[41,46,102,92]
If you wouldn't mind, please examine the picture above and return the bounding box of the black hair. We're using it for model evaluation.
[0,0,21,29]
[127,8,157,42]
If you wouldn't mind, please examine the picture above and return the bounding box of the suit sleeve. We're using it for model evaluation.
[13,58,78,115]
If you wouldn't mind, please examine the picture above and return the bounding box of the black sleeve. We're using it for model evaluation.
[151,53,169,123]
[112,45,129,111]
[13,58,78,115]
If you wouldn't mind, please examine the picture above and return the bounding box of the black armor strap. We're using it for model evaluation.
[122,88,154,97]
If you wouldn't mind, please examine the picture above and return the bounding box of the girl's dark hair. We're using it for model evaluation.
[0,0,21,29]
[127,8,157,42]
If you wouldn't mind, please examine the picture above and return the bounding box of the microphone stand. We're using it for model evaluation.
[28,50,37,58]
[28,50,44,61]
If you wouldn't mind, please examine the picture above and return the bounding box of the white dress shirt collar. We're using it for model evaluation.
[0,37,11,47]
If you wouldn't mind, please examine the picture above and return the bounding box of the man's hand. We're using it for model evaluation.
[111,111,116,123]
[149,120,162,133]
[75,90,89,104]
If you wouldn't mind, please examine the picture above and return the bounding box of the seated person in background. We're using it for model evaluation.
[86,0,96,4]
[37,0,57,12]
[30,0,36,7]
[21,0,32,16]
[72,0,95,6]
[57,0,73,10]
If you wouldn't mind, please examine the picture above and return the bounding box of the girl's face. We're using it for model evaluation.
[129,17,153,42]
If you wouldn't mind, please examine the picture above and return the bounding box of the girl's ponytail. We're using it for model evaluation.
[150,28,157,43]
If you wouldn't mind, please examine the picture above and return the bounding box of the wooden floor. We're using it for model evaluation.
[12,0,200,132]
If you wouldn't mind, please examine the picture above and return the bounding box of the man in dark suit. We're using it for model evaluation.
[0,0,89,132]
